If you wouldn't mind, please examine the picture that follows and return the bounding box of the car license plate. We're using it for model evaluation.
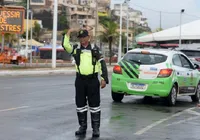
[130,83,146,90]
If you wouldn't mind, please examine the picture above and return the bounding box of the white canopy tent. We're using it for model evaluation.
[137,20,200,42]
[20,39,44,47]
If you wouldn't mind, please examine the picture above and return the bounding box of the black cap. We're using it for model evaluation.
[77,30,89,38]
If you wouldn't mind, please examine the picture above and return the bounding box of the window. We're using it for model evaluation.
[31,0,44,3]
[179,55,194,69]
[180,50,200,57]
[172,54,182,67]
[123,52,167,65]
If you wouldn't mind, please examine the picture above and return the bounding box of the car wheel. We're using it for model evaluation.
[112,91,124,102]
[166,85,177,106]
[191,82,200,103]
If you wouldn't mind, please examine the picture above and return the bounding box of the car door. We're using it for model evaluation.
[172,54,185,92]
[179,54,197,93]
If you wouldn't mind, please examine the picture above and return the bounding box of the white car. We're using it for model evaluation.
[111,48,200,105]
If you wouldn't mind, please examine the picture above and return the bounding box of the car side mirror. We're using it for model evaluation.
[194,63,199,69]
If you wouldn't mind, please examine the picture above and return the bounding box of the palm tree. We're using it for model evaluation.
[18,0,27,8]
[33,21,42,41]
[100,21,118,65]
[121,33,127,53]
[0,33,18,48]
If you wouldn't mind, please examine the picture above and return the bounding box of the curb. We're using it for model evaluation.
[0,67,113,77]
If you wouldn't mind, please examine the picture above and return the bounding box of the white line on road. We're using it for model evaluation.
[187,122,200,126]
[166,116,200,127]
[186,109,200,116]
[1,87,13,89]
[134,107,196,135]
[0,106,29,112]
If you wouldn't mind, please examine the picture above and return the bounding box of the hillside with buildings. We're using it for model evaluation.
[2,0,151,56]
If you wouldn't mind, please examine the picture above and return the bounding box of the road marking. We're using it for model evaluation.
[187,122,200,125]
[134,107,196,135]
[185,109,200,116]
[166,116,200,127]
[2,87,13,89]
[0,106,29,112]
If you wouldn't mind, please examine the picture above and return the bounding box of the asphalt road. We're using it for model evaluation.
[0,74,200,140]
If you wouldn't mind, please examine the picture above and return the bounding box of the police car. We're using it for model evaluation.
[111,48,200,106]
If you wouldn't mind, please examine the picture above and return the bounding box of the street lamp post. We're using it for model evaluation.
[117,3,123,62]
[25,0,30,58]
[125,0,129,53]
[29,10,33,66]
[52,0,58,68]
[179,9,185,48]
[117,0,130,62]
[126,12,129,53]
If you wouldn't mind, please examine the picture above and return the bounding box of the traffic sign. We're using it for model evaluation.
[0,6,25,34]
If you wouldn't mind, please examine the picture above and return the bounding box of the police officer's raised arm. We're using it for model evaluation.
[62,29,78,54]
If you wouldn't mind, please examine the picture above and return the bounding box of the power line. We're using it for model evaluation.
[129,2,179,14]
[184,13,200,19]
[129,2,200,19]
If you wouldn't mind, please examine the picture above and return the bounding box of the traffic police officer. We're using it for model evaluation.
[62,28,109,138]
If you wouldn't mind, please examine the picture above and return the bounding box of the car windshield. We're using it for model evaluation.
[180,50,200,57]
[123,52,167,65]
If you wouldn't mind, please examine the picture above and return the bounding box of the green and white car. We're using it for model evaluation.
[111,48,200,106]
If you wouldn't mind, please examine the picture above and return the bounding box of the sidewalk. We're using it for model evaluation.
[0,66,114,76]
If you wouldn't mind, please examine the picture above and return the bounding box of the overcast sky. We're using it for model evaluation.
[111,0,200,31]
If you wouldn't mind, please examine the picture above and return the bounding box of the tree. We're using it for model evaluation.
[99,21,118,65]
[121,33,127,53]
[22,30,31,39]
[33,10,53,30]
[58,6,69,30]
[18,0,27,8]
[21,21,43,41]
[99,16,112,26]
[33,21,42,41]
[0,33,18,48]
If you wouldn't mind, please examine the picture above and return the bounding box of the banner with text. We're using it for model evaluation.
[0,7,25,34]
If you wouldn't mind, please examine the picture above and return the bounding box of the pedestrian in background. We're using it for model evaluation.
[62,28,109,138]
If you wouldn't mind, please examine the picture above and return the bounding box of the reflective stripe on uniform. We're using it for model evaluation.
[90,106,101,113]
[81,49,91,53]
[77,106,88,112]
[98,58,104,62]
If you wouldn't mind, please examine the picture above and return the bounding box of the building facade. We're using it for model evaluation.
[113,4,148,27]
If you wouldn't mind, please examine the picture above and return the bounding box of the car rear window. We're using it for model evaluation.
[123,52,167,65]
[180,50,200,57]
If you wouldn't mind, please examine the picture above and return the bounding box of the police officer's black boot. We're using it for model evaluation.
[75,111,87,136]
[91,111,100,137]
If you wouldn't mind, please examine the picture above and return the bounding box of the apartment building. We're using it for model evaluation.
[3,0,22,5]
[113,4,148,27]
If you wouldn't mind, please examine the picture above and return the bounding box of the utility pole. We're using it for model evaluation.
[95,0,98,45]
[179,9,185,48]
[1,0,4,52]
[125,1,129,53]
[30,10,33,66]
[117,3,122,62]
[160,11,162,29]
[52,0,58,68]
[25,0,30,58]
